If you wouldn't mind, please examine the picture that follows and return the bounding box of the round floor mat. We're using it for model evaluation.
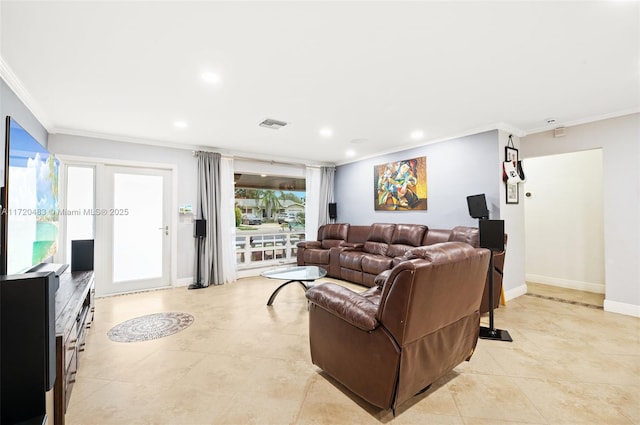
[107,312,195,343]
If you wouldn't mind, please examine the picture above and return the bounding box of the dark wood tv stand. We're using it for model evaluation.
[53,270,95,425]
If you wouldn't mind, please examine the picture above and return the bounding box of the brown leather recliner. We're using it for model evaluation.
[305,242,491,412]
[296,223,350,277]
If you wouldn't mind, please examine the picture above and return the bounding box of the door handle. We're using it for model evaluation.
[158,226,169,235]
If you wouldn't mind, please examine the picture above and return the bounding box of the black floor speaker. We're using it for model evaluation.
[478,219,512,342]
[479,219,505,251]
[194,219,206,238]
[328,203,337,220]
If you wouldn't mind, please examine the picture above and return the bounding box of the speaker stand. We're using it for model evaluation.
[189,235,206,290]
[479,252,512,341]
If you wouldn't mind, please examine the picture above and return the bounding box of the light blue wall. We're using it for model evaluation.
[335,130,500,228]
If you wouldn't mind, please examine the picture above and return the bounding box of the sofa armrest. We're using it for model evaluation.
[298,240,322,249]
[306,283,379,331]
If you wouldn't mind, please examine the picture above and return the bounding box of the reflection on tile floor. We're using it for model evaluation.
[66,277,639,424]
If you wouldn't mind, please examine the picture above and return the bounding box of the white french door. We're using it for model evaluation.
[101,166,171,295]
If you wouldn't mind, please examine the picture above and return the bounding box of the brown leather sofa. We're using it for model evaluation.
[296,223,350,274]
[297,222,504,314]
[306,242,491,411]
[338,223,427,286]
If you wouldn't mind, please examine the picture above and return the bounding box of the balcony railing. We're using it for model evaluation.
[236,229,305,270]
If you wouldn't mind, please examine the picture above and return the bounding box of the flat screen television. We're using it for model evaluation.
[1,116,60,275]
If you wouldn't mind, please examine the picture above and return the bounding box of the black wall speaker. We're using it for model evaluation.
[467,194,489,219]
[328,203,337,220]
[71,239,94,271]
[194,219,206,238]
[480,219,505,251]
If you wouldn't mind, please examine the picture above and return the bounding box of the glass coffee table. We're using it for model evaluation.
[262,265,327,306]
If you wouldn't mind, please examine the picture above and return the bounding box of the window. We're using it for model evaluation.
[234,173,306,227]
[65,166,95,262]
[233,173,306,269]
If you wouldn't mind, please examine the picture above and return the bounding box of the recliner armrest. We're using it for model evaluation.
[298,240,322,249]
[306,283,379,331]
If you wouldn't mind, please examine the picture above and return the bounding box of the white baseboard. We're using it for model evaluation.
[174,277,193,287]
[504,284,527,302]
[604,299,640,317]
[526,274,605,294]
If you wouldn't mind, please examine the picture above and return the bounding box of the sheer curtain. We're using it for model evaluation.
[219,156,236,283]
[195,151,224,286]
[305,165,335,241]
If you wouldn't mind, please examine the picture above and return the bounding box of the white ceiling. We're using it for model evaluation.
[1,1,638,165]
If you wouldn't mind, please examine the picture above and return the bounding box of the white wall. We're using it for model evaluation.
[498,131,526,301]
[48,134,198,283]
[521,113,640,316]
[524,150,605,293]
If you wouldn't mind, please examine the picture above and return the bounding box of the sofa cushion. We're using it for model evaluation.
[422,228,452,245]
[386,243,416,259]
[385,224,427,257]
[402,241,477,263]
[362,255,394,275]
[448,226,479,247]
[321,239,344,249]
[363,223,395,255]
[320,223,349,249]
[340,250,365,271]
[304,249,330,265]
[391,224,427,246]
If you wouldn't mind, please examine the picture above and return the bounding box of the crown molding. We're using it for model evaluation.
[53,127,332,167]
[335,122,526,166]
[522,108,640,136]
[0,56,53,130]
[53,126,209,151]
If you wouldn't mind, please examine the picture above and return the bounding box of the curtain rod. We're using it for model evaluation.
[192,150,332,168]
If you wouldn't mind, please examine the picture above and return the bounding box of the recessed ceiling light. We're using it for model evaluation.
[346,149,356,157]
[173,120,188,129]
[319,128,333,138]
[410,130,425,140]
[260,174,267,177]
[201,71,221,84]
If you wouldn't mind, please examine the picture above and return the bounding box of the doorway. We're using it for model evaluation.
[100,166,172,295]
[523,149,605,303]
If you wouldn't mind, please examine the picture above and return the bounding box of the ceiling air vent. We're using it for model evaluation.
[259,118,288,130]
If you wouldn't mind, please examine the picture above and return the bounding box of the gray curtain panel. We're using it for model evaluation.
[195,151,224,286]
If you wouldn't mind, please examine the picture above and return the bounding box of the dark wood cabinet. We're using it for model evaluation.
[53,271,95,425]
[0,272,57,425]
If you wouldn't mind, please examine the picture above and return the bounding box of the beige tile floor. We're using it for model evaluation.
[66,277,640,425]
[526,282,605,309]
